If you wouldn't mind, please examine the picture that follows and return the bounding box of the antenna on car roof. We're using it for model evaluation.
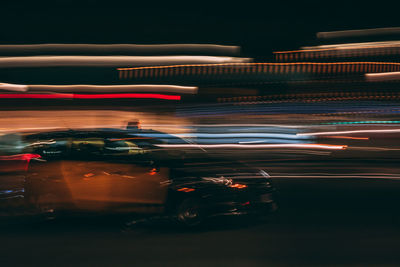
[126,120,141,130]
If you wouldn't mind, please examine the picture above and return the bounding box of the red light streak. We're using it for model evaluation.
[0,153,41,161]
[0,154,42,171]
[177,187,195,192]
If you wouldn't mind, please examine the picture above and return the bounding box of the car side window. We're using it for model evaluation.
[104,140,148,156]
[28,138,69,159]
[71,138,105,157]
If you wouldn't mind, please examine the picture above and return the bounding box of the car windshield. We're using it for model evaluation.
[23,130,162,160]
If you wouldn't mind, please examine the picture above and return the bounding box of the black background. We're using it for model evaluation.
[2,3,400,266]
[1,1,399,61]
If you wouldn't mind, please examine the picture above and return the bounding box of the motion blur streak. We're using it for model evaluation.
[159,133,311,139]
[302,41,400,50]
[155,144,347,150]
[0,84,198,94]
[317,27,400,39]
[118,62,400,81]
[0,44,241,56]
[272,175,400,180]
[142,124,305,128]
[365,71,400,81]
[298,129,400,136]
[324,136,369,140]
[177,187,195,192]
[0,111,191,133]
[0,82,28,92]
[228,183,247,189]
[0,55,252,68]
[0,93,181,100]
[0,93,72,99]
[73,93,181,100]
[275,40,400,62]
[0,153,41,171]
[0,153,41,161]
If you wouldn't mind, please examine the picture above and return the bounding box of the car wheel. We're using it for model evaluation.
[176,198,204,227]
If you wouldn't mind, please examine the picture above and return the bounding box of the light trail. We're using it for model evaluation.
[298,129,400,136]
[170,133,312,139]
[155,143,347,150]
[271,175,400,180]
[0,55,252,68]
[0,93,181,100]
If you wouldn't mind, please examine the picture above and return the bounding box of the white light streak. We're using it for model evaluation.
[298,129,400,136]
[156,143,346,150]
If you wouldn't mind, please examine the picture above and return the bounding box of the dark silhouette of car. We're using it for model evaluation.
[22,127,277,226]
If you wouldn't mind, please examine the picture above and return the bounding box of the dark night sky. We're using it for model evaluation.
[0,1,398,60]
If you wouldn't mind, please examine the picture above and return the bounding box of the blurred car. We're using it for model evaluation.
[22,127,277,226]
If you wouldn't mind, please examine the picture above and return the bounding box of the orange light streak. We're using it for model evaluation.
[324,136,370,140]
[177,187,195,192]
[229,183,248,189]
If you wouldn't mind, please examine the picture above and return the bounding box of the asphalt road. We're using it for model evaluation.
[1,107,400,266]
[2,176,400,267]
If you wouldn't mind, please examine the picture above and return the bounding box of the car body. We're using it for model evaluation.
[22,128,277,226]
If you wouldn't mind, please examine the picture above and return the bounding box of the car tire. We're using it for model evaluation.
[176,198,205,227]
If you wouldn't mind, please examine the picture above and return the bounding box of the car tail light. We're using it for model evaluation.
[0,153,42,172]
[229,183,248,189]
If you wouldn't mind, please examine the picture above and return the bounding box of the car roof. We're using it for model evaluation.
[23,128,182,145]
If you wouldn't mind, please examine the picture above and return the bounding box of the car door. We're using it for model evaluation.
[60,139,169,212]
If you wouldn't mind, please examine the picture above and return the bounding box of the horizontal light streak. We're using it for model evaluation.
[0,82,28,92]
[302,40,400,50]
[0,44,241,56]
[0,93,72,99]
[323,121,400,125]
[119,61,400,80]
[317,27,400,40]
[0,55,252,68]
[141,124,306,128]
[0,83,197,94]
[155,144,347,150]
[26,84,197,94]
[162,133,311,139]
[324,136,369,140]
[272,175,400,180]
[298,129,400,136]
[365,71,400,82]
[118,61,400,70]
[73,93,181,100]
[0,93,181,100]
[158,139,311,144]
